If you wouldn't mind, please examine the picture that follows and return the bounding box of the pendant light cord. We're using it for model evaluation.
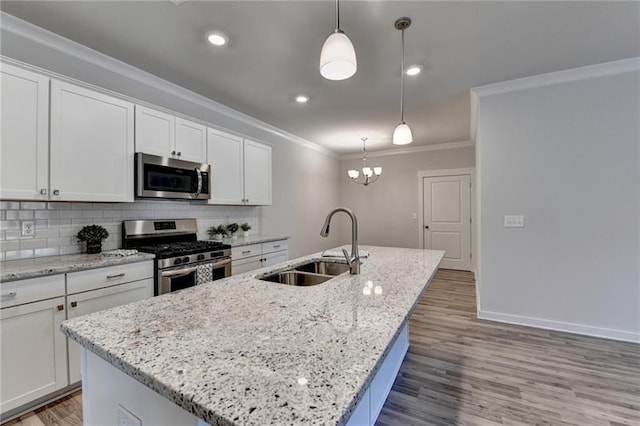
[335,0,340,30]
[362,137,368,167]
[400,28,405,123]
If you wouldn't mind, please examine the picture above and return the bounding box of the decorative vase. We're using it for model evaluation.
[86,242,102,254]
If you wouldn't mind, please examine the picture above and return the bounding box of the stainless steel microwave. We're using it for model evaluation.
[135,153,211,200]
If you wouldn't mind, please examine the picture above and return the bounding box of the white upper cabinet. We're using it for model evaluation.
[135,106,174,158]
[243,139,272,205]
[50,80,134,202]
[0,63,50,200]
[135,106,206,163]
[207,130,272,206]
[207,129,244,204]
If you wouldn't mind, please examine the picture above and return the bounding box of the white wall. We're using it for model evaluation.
[338,146,475,249]
[474,63,640,341]
[0,19,344,258]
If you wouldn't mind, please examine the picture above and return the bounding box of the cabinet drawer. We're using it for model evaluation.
[67,261,153,295]
[262,240,288,255]
[0,275,66,309]
[231,244,261,261]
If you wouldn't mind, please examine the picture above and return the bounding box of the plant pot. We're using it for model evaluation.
[230,232,238,239]
[242,230,251,237]
[212,234,223,241]
[86,242,102,254]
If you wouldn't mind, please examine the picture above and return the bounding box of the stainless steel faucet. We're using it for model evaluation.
[320,207,361,274]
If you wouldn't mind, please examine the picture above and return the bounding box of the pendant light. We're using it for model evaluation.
[320,0,357,81]
[347,138,382,186]
[392,17,413,145]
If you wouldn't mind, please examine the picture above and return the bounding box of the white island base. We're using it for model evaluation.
[81,323,409,426]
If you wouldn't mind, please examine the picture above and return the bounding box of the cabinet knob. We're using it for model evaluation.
[40,188,47,195]
[171,150,176,155]
[57,304,64,311]
[177,152,182,156]
[53,189,60,196]
[71,301,78,308]
[245,198,249,203]
[424,225,429,229]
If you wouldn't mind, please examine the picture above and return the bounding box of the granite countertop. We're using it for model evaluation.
[221,234,290,248]
[61,246,444,425]
[0,252,156,282]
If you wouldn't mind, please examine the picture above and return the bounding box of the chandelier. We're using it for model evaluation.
[347,138,382,186]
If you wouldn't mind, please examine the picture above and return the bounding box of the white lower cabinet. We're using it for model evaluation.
[0,274,68,414]
[0,261,153,417]
[66,278,153,384]
[231,240,288,275]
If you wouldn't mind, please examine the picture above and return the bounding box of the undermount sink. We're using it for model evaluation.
[294,260,350,276]
[259,260,350,286]
[260,271,334,286]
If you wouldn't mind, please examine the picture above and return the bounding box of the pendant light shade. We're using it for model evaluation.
[392,17,413,145]
[320,31,357,80]
[393,122,413,145]
[320,0,357,81]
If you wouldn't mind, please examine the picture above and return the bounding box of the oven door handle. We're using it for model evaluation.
[210,258,231,268]
[194,168,203,199]
[162,266,199,278]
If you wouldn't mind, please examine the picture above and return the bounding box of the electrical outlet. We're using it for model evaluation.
[504,215,525,228]
[21,221,35,237]
[117,405,141,426]
[411,213,418,220]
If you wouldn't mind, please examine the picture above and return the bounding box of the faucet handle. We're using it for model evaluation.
[341,248,352,265]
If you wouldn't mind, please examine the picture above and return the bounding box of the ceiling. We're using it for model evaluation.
[1,1,639,154]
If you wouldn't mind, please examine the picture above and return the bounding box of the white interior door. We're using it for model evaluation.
[423,175,471,270]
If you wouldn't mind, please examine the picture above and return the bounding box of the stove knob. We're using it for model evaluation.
[182,257,190,263]
[197,254,205,261]
[174,258,182,265]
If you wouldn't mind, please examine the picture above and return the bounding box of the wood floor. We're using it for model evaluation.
[4,269,639,426]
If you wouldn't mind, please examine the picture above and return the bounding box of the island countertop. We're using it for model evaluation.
[61,246,444,425]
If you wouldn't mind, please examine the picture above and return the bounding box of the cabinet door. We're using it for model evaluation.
[231,257,263,275]
[67,279,153,384]
[50,81,134,202]
[175,117,206,163]
[135,105,175,158]
[207,129,244,205]
[0,296,68,414]
[0,63,49,200]
[243,140,272,205]
[262,250,288,268]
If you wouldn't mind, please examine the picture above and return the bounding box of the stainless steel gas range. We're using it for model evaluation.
[122,219,231,295]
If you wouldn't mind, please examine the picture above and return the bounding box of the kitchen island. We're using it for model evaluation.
[61,246,444,425]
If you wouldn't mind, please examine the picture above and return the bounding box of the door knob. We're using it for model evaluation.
[424,225,429,229]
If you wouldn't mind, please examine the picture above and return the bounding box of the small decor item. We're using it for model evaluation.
[207,225,227,241]
[226,223,240,239]
[240,223,252,237]
[76,225,109,254]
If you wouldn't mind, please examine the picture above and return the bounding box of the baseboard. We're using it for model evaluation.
[478,310,640,343]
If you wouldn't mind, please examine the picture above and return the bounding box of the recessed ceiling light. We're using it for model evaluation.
[295,95,309,103]
[206,31,228,47]
[405,65,422,76]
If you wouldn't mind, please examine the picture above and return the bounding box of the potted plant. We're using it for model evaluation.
[76,225,109,254]
[226,222,239,239]
[240,223,252,237]
[207,225,227,241]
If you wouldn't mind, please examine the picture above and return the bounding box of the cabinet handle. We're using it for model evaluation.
[57,304,64,311]
[40,188,47,195]
[71,301,78,308]
[273,245,280,249]
[106,273,125,280]
[171,150,176,155]
[241,250,251,254]
[1,291,17,299]
[53,189,60,196]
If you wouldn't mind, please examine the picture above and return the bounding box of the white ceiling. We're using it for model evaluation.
[1,1,639,154]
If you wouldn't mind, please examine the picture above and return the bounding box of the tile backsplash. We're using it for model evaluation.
[0,200,260,261]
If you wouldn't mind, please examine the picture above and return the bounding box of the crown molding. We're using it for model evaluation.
[0,11,337,158]
[471,57,640,98]
[339,140,474,160]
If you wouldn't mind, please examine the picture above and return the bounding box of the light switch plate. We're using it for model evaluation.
[21,221,35,237]
[504,215,525,228]
[117,405,142,426]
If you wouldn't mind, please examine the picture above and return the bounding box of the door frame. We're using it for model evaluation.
[417,168,476,272]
